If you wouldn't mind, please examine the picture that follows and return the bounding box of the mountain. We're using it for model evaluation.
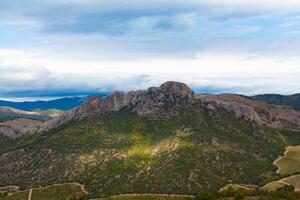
[0,97,88,111]
[0,106,48,121]
[198,94,300,129]
[0,81,299,198]
[0,107,47,139]
[252,93,300,110]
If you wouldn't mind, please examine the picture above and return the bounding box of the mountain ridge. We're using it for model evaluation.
[42,81,300,134]
[0,97,87,111]
[253,93,300,110]
[1,81,299,139]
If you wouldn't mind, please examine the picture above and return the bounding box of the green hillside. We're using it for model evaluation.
[253,94,300,110]
[0,102,288,197]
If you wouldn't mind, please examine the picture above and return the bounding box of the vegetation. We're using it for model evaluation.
[281,175,300,191]
[195,188,300,200]
[253,94,300,110]
[0,103,292,196]
[274,146,300,175]
[31,184,86,200]
[94,194,194,200]
[0,190,28,200]
[279,129,300,146]
[261,181,288,191]
[1,184,300,200]
[0,183,86,200]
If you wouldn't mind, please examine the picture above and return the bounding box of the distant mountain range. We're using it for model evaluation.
[0,97,88,111]
[252,93,300,110]
[1,93,299,113]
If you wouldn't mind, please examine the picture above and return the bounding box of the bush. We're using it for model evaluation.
[196,191,220,200]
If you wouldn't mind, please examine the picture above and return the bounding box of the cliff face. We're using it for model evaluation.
[98,81,194,117]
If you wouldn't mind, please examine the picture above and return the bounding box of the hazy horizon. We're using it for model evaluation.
[0,85,299,102]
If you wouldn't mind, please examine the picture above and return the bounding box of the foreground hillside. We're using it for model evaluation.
[0,82,299,199]
[0,106,287,193]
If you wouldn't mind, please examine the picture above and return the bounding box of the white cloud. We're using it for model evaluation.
[0,48,299,95]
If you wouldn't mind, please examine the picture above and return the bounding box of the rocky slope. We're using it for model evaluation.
[0,119,43,139]
[197,94,300,129]
[0,107,47,139]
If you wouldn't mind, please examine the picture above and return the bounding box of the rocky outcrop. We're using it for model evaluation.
[131,81,194,118]
[97,81,194,117]
[40,81,195,133]
[197,94,300,129]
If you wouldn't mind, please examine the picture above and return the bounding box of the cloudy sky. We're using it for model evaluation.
[1,0,300,99]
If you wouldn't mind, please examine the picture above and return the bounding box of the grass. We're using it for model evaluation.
[261,181,288,191]
[274,146,300,175]
[0,183,86,200]
[0,190,28,200]
[96,194,195,200]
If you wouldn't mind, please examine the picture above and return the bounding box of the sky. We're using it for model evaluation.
[1,0,300,99]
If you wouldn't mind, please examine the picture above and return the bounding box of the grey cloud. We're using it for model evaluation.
[1,0,297,35]
[0,65,152,97]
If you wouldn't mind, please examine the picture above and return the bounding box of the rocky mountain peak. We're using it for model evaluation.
[129,81,194,118]
[160,81,194,98]
[93,81,194,118]
[37,81,195,133]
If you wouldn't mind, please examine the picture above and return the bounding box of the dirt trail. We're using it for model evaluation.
[27,189,32,200]
[30,182,89,194]
[95,193,195,199]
